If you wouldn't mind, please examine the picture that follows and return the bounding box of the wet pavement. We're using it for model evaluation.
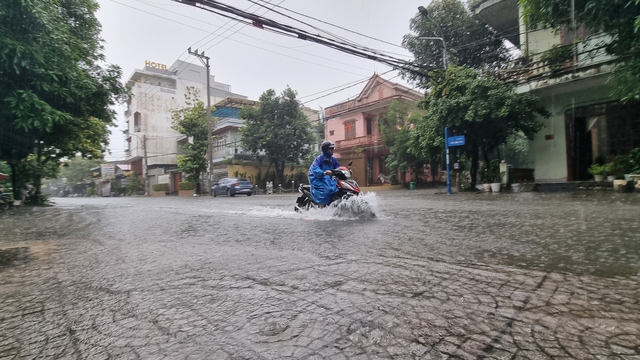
[0,190,639,359]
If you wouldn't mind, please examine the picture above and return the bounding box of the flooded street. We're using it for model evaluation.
[1,190,639,359]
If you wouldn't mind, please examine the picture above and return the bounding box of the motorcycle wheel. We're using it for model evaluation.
[0,202,8,211]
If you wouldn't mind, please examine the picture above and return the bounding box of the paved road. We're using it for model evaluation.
[0,191,639,359]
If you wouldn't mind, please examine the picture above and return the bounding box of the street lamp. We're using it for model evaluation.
[418,37,447,69]
[417,6,447,69]
[124,131,149,195]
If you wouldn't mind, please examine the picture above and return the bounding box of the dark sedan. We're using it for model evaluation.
[212,177,253,197]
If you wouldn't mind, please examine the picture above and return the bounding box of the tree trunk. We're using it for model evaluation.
[195,170,201,195]
[430,159,438,186]
[9,162,19,202]
[273,161,282,187]
[470,141,480,187]
[278,160,286,186]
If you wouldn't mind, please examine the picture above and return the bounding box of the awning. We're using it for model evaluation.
[0,172,9,180]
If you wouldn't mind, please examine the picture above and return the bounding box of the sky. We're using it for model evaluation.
[97,0,432,161]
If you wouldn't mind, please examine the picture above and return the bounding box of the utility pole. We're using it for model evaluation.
[143,134,149,196]
[188,47,213,194]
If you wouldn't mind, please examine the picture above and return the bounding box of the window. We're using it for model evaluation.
[366,118,373,135]
[329,130,335,136]
[344,120,356,139]
[134,112,141,132]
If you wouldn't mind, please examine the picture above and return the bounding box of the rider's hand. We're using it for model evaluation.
[324,170,333,175]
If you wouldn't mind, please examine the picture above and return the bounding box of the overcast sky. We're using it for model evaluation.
[97,0,431,161]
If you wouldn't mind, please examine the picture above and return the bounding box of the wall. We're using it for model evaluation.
[531,83,613,181]
[226,164,308,186]
[326,113,366,143]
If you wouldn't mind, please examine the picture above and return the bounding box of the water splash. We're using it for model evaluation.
[300,192,382,221]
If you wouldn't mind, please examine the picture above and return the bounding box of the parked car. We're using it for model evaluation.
[211,177,253,197]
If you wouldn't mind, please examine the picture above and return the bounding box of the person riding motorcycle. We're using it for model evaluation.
[308,140,340,206]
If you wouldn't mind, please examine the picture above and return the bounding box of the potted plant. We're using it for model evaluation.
[152,183,169,196]
[178,182,196,197]
[588,164,605,181]
[488,159,503,193]
[603,162,616,182]
[479,162,492,192]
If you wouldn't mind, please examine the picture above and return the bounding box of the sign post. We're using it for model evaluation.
[445,127,451,195]
[444,128,465,195]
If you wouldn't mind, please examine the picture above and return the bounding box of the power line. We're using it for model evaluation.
[171,0,433,78]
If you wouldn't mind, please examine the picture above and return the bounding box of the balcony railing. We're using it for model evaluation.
[212,147,243,159]
[497,40,612,83]
[335,134,381,149]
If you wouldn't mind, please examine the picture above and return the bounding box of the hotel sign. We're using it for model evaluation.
[145,60,168,70]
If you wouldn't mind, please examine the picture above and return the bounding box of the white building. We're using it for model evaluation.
[123,59,247,191]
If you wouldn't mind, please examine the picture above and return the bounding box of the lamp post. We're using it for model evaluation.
[417,6,447,69]
[418,37,447,69]
[126,132,149,195]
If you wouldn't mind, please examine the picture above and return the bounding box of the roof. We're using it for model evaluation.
[212,107,242,119]
[213,97,259,108]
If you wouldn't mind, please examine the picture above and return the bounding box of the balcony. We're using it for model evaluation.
[336,134,381,150]
[212,147,243,160]
[471,0,520,47]
[497,37,613,86]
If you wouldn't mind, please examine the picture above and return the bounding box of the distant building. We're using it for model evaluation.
[123,59,247,191]
[324,74,423,186]
[208,99,321,181]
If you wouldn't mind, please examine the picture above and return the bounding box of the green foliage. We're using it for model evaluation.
[601,162,615,176]
[0,161,11,189]
[223,157,251,166]
[379,101,426,181]
[0,0,127,201]
[588,164,605,176]
[152,183,169,192]
[60,157,104,184]
[503,133,534,168]
[627,148,640,173]
[240,87,316,185]
[402,0,509,85]
[126,172,144,195]
[480,159,503,183]
[172,87,210,186]
[539,44,574,75]
[412,66,549,187]
[520,0,640,101]
[178,182,196,191]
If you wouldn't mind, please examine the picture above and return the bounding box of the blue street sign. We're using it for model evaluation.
[447,135,466,147]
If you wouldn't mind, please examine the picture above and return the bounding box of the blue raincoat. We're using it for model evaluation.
[308,152,340,205]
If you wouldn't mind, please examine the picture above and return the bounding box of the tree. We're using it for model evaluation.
[60,157,104,185]
[520,0,640,101]
[402,0,509,85]
[171,87,210,194]
[377,100,426,184]
[0,0,127,202]
[240,87,316,185]
[411,66,549,187]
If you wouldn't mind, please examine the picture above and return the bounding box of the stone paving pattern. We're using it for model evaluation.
[1,198,639,359]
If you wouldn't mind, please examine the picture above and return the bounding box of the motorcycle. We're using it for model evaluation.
[0,192,12,211]
[295,162,361,212]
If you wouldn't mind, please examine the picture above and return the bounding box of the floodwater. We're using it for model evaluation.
[0,190,639,358]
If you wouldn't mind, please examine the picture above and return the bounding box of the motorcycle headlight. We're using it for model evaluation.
[343,170,351,178]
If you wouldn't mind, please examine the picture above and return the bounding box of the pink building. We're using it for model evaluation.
[324,75,423,186]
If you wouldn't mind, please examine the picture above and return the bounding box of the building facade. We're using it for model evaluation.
[123,59,247,191]
[474,0,640,182]
[324,75,423,186]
